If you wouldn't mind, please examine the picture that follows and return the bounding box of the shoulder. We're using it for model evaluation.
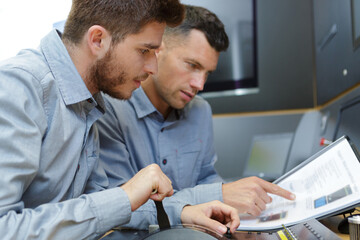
[181,95,213,125]
[0,49,50,83]
[186,95,213,115]
[102,94,136,125]
[104,94,128,111]
[0,50,51,103]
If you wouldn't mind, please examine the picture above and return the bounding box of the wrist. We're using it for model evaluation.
[180,204,192,224]
[120,185,140,211]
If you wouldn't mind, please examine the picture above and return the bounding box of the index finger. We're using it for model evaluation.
[228,211,240,233]
[260,180,296,200]
[214,202,240,233]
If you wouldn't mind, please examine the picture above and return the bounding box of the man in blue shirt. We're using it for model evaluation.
[0,1,240,239]
[97,4,296,223]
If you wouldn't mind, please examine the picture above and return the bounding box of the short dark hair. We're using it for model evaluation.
[163,5,229,52]
[62,0,185,45]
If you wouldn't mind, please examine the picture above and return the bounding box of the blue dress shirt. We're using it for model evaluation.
[0,29,132,239]
[97,87,224,227]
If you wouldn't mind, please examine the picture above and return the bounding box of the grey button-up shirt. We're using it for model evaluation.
[0,29,131,239]
[97,88,224,228]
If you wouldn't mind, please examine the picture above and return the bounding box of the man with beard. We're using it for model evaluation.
[0,1,240,239]
[97,4,296,224]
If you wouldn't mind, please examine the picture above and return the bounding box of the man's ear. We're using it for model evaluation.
[86,25,111,58]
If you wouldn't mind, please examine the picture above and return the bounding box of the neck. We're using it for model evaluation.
[63,40,98,95]
[142,77,172,118]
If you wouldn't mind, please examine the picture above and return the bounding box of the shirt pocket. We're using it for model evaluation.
[176,139,202,189]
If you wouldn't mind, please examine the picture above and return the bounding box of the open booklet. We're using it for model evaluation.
[237,135,360,231]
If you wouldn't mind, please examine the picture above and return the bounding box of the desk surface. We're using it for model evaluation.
[101,218,348,240]
[100,208,360,239]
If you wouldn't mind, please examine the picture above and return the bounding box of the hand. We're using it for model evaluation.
[222,176,296,216]
[180,200,240,235]
[120,164,173,211]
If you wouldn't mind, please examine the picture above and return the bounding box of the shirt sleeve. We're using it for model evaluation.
[97,98,138,188]
[1,188,131,240]
[0,68,131,239]
[121,182,223,229]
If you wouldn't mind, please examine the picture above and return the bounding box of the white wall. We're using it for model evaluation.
[0,0,71,61]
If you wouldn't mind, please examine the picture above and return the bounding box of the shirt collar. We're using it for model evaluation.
[40,29,93,106]
[131,87,158,119]
[91,92,106,114]
[130,87,185,120]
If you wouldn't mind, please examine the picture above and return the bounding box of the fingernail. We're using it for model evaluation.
[291,194,296,200]
[217,225,227,234]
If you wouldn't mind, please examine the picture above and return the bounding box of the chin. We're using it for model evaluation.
[172,103,186,110]
[107,91,132,100]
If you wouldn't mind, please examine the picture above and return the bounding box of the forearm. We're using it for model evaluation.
[0,188,131,240]
[121,182,223,229]
[175,182,224,204]
[121,196,186,229]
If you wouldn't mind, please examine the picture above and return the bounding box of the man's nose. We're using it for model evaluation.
[190,74,206,91]
[143,52,158,75]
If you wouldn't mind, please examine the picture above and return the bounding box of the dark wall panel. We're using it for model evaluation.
[207,0,315,114]
[314,0,360,105]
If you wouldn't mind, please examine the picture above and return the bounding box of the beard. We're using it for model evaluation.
[87,49,129,100]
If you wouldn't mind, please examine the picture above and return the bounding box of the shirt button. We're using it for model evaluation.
[162,159,167,165]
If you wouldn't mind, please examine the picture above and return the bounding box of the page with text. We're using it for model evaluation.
[237,136,360,231]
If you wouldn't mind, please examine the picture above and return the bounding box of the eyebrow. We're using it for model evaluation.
[186,58,203,68]
[186,58,215,73]
[142,43,161,49]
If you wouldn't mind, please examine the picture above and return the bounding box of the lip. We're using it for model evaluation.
[133,75,148,88]
[134,80,141,88]
[180,90,194,102]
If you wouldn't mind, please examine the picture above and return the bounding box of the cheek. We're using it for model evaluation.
[126,60,145,77]
[119,52,144,71]
[163,61,186,79]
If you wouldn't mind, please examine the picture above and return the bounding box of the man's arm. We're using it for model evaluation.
[0,188,132,240]
[1,162,172,240]
[196,100,296,216]
[122,182,224,229]
[0,122,129,239]
[0,68,135,239]
[97,97,139,188]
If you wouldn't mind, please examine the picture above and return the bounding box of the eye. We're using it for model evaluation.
[140,49,150,55]
[187,62,197,69]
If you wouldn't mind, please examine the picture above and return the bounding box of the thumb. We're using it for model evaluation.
[149,189,174,201]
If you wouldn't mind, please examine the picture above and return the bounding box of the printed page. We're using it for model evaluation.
[237,137,360,231]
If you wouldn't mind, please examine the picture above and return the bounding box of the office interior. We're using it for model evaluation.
[2,0,360,239]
